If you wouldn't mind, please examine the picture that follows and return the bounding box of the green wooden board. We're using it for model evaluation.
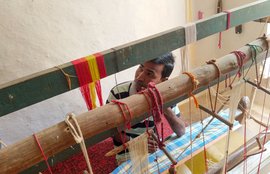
[1,0,270,116]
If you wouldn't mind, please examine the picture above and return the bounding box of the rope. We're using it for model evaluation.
[223,81,243,173]
[256,65,270,173]
[33,134,53,174]
[65,113,93,174]
[145,82,165,148]
[200,109,208,172]
[229,51,247,88]
[183,72,199,172]
[175,116,216,161]
[259,17,270,37]
[257,35,269,86]
[257,116,270,173]
[243,116,247,174]
[139,91,153,137]
[244,44,263,81]
[188,97,194,172]
[111,100,133,130]
[147,82,163,122]
[182,72,199,108]
[218,10,231,49]
[206,59,221,112]
[111,100,133,149]
[55,66,77,90]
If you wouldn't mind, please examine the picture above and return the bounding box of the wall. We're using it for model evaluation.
[178,0,267,109]
[190,0,265,69]
[0,0,185,144]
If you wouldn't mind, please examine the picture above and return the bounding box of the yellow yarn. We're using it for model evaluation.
[86,55,101,109]
[86,55,100,81]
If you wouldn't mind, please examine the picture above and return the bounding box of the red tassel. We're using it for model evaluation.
[95,80,103,106]
[72,58,93,110]
[94,53,107,78]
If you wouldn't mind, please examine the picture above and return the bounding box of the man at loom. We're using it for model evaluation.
[107,52,186,165]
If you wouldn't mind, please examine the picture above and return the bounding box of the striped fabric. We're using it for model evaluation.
[112,109,240,174]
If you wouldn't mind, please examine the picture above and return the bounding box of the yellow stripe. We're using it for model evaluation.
[86,55,100,82]
[89,82,97,109]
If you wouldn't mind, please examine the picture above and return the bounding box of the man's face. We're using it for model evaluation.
[134,61,166,92]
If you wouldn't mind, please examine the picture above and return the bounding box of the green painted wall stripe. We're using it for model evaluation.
[1,0,270,116]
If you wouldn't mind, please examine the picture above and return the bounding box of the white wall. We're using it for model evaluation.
[0,0,186,144]
[189,0,265,69]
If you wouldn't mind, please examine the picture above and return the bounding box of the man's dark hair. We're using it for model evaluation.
[149,52,175,78]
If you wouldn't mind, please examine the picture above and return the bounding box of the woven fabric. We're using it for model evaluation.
[112,109,240,174]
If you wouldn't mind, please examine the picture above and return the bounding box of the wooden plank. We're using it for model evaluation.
[1,0,270,116]
[0,37,268,174]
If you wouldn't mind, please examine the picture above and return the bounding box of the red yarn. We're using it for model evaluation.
[218,11,231,49]
[111,100,133,147]
[94,53,107,78]
[72,58,93,110]
[72,58,93,86]
[147,82,164,122]
[232,51,246,77]
[144,82,165,148]
[33,134,53,174]
[95,80,103,106]
[229,51,246,88]
[224,11,231,29]
[139,90,153,137]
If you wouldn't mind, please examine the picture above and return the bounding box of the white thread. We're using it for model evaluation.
[185,23,197,45]
[128,132,149,173]
[181,47,190,72]
[65,113,93,174]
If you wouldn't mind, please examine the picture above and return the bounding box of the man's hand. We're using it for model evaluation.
[148,136,158,153]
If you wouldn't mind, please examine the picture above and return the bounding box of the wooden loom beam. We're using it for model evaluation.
[0,36,269,173]
[199,104,234,128]
[1,0,270,116]
[246,79,270,95]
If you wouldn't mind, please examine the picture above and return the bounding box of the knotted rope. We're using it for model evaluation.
[229,51,246,88]
[65,113,93,174]
[111,100,133,149]
[206,59,221,112]
[182,72,199,108]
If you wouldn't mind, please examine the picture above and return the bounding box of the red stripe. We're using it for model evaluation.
[33,134,53,174]
[72,58,93,85]
[72,58,93,110]
[224,11,231,30]
[94,53,107,78]
[95,80,103,106]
